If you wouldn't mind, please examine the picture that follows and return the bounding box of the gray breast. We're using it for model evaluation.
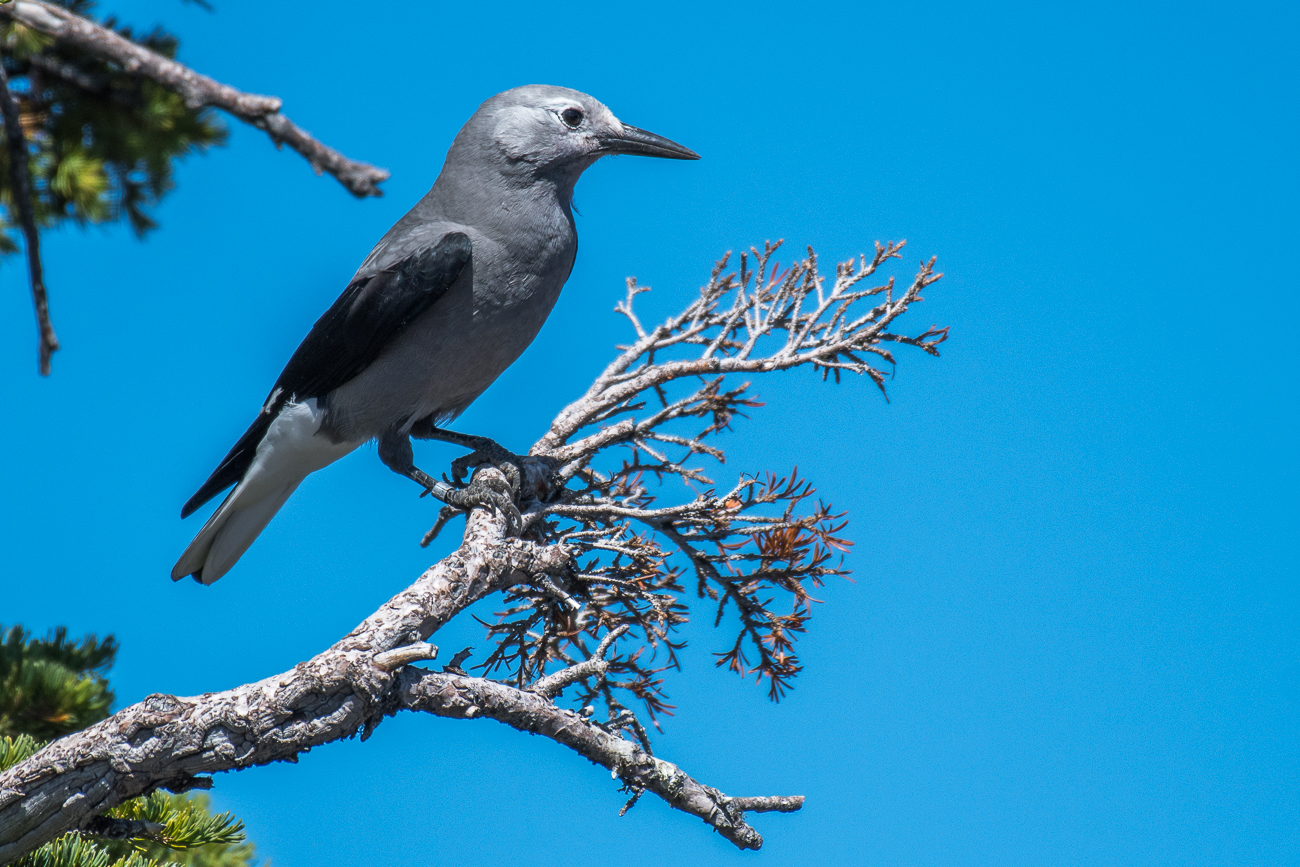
[322,220,575,442]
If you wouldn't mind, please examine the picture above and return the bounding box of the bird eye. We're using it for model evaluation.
[561,108,584,129]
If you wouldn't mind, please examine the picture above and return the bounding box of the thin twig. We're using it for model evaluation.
[529,625,629,698]
[0,61,57,374]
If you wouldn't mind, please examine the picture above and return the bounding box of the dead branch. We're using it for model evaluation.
[511,240,946,705]
[0,239,944,859]
[0,473,801,860]
[529,624,629,698]
[0,60,56,374]
[397,665,796,850]
[0,0,389,197]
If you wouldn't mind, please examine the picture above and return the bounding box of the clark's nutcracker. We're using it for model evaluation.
[172,85,698,585]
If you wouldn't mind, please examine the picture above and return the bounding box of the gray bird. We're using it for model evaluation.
[172,84,698,585]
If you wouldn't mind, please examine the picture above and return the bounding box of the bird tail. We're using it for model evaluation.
[172,399,359,585]
[171,475,303,585]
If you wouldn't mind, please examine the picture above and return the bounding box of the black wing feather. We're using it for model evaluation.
[181,232,472,518]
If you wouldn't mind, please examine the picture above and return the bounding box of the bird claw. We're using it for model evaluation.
[440,470,523,535]
[418,433,534,543]
[445,438,524,498]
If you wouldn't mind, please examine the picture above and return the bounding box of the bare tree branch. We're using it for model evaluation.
[0,0,389,197]
[0,59,57,374]
[0,492,539,858]
[0,472,802,860]
[506,240,946,705]
[0,239,944,858]
[529,624,628,698]
[396,665,798,850]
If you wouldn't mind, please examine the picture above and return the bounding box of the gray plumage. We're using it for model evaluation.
[172,84,698,585]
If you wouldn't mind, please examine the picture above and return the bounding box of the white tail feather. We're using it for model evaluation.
[171,480,302,584]
[172,399,359,584]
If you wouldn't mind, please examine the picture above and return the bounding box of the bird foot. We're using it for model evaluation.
[403,462,522,542]
[445,435,524,497]
[423,427,563,504]
[414,431,565,545]
[436,467,523,536]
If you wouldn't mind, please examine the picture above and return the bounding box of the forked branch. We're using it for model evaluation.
[496,240,946,706]
[0,239,945,858]
[0,474,802,859]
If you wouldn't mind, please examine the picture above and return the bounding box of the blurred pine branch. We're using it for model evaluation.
[0,625,258,867]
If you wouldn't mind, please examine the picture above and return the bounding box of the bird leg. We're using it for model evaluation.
[377,431,521,534]
[416,427,525,497]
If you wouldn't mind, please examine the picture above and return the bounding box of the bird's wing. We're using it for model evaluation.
[181,231,473,518]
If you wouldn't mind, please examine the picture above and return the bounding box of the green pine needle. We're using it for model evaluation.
[0,625,117,740]
[0,732,44,769]
[11,833,188,867]
[108,792,247,850]
[0,2,227,250]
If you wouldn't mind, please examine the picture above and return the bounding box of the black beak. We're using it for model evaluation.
[600,124,700,160]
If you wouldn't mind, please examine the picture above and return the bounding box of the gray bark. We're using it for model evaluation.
[0,239,950,859]
[0,498,561,858]
[0,475,797,858]
[396,667,802,850]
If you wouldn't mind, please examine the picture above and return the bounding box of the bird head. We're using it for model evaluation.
[473,85,700,178]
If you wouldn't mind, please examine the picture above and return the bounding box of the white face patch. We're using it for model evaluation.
[493,105,544,160]
[491,96,622,163]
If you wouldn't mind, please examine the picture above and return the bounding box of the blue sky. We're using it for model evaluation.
[3,0,1296,864]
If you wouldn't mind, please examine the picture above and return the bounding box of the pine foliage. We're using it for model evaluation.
[0,624,116,739]
[0,0,226,253]
[0,626,256,867]
[100,793,252,867]
[0,729,41,768]
[10,834,169,867]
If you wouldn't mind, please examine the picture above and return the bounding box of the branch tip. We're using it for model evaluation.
[373,642,439,671]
